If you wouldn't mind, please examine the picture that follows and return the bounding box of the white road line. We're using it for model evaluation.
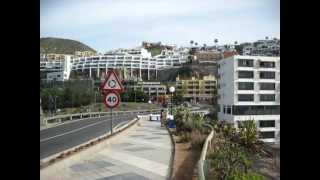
[40,120,110,143]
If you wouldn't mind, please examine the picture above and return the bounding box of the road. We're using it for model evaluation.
[40,113,139,160]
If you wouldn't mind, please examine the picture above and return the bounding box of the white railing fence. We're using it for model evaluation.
[198,125,215,180]
[42,109,163,127]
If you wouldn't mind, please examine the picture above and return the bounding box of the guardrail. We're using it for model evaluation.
[42,109,163,128]
[198,125,214,180]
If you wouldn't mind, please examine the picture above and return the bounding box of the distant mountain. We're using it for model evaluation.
[40,37,96,55]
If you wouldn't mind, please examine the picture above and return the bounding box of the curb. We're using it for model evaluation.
[165,125,176,180]
[40,117,139,170]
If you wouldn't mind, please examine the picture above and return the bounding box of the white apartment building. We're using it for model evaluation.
[70,47,187,80]
[40,47,188,81]
[217,55,280,144]
[141,82,167,98]
[41,55,73,81]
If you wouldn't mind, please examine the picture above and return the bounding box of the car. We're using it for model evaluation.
[150,114,161,121]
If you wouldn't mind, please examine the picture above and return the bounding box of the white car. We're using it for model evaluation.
[150,114,161,121]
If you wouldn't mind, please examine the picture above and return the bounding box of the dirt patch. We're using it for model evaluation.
[171,135,201,180]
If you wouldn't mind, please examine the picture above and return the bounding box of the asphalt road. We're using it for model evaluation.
[40,113,138,160]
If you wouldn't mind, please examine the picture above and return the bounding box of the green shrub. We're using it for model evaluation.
[179,132,191,143]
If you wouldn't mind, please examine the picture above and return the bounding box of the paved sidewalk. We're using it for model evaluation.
[41,117,172,180]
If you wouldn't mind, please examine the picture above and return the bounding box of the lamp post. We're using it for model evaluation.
[169,86,175,115]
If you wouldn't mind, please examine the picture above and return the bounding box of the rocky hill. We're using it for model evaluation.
[157,64,218,82]
[40,37,96,55]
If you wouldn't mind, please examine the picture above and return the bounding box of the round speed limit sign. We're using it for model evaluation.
[104,91,120,108]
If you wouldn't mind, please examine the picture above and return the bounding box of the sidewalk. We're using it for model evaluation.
[41,117,173,180]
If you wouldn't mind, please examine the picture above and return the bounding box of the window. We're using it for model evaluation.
[238,94,254,101]
[227,106,231,114]
[259,120,275,128]
[238,59,254,67]
[238,71,254,78]
[260,83,275,90]
[260,61,275,68]
[260,131,275,139]
[223,105,226,114]
[260,71,275,79]
[232,105,280,115]
[260,94,275,101]
[238,82,254,90]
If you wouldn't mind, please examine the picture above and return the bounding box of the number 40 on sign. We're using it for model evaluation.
[104,91,120,108]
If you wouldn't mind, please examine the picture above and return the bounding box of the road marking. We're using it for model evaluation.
[40,120,111,143]
[40,116,135,143]
[40,115,136,143]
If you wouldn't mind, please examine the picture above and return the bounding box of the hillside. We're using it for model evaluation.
[157,64,218,82]
[40,37,96,55]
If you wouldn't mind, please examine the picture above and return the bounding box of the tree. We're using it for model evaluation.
[214,38,219,48]
[173,92,184,105]
[238,120,260,152]
[195,42,198,46]
[63,87,73,108]
[203,43,207,50]
[191,113,205,131]
[190,40,194,46]
[265,36,269,40]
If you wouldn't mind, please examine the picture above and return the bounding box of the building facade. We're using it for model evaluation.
[41,55,73,81]
[123,79,167,100]
[41,47,188,81]
[175,75,217,103]
[242,39,280,57]
[217,55,280,143]
[75,50,96,57]
[194,50,222,64]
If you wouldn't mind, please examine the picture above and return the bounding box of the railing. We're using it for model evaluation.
[198,125,215,180]
[42,109,163,128]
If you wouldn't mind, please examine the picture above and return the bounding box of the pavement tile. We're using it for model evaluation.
[96,172,150,180]
[124,147,155,152]
[41,118,171,180]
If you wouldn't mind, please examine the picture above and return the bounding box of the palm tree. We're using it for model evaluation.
[234,41,238,45]
[203,43,207,50]
[214,38,218,49]
[190,40,194,47]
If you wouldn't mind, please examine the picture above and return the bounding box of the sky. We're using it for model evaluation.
[41,0,280,53]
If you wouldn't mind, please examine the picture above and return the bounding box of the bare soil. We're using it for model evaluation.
[171,135,202,180]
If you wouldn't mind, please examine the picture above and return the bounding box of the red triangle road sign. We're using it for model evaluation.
[101,70,124,93]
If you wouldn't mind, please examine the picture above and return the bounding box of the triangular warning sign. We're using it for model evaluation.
[102,70,124,92]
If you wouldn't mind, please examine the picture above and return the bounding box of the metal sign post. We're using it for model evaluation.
[101,70,124,135]
[110,108,113,134]
[104,91,120,134]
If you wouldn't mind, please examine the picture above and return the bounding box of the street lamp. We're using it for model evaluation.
[169,86,175,115]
